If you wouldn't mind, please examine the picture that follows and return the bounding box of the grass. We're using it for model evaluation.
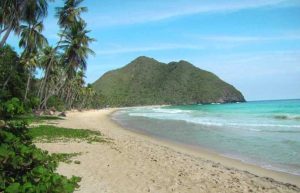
[29,125,107,143]
[52,152,82,164]
[13,114,63,124]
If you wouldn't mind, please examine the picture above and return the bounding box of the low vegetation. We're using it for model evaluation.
[0,102,106,192]
[29,125,106,143]
[0,121,81,193]
[13,114,63,124]
[52,152,82,164]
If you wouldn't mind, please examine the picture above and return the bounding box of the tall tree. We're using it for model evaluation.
[38,46,65,109]
[55,0,87,30]
[0,0,48,47]
[0,45,27,100]
[59,20,94,78]
[19,20,48,55]
[19,19,48,100]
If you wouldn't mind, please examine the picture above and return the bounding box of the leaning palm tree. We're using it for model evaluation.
[19,19,48,100]
[59,20,94,78]
[37,46,60,102]
[40,0,88,84]
[54,0,89,78]
[0,0,48,47]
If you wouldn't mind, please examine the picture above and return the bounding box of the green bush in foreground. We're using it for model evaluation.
[0,98,25,119]
[0,121,80,193]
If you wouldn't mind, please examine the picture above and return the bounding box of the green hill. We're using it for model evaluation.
[92,56,245,106]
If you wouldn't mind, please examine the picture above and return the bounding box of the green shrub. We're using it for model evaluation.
[25,97,40,110]
[47,96,65,112]
[0,121,80,193]
[0,98,25,119]
[4,121,31,143]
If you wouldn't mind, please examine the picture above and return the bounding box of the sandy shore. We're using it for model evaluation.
[37,109,300,193]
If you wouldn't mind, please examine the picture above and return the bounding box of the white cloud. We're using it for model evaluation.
[94,33,300,55]
[191,34,300,43]
[95,43,204,55]
[85,0,295,27]
[192,50,300,76]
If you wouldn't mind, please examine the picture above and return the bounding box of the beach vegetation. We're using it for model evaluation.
[51,152,82,164]
[0,120,81,193]
[12,114,63,124]
[0,0,99,112]
[0,0,99,191]
[29,125,105,143]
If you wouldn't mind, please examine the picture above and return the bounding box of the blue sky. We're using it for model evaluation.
[7,0,300,101]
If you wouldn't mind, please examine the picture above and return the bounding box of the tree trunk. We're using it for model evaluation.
[0,26,9,36]
[2,65,13,91]
[80,95,88,109]
[0,25,13,48]
[24,74,31,101]
[0,0,30,48]
[2,74,11,91]
[38,62,51,99]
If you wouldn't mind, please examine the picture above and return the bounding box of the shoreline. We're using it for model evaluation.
[109,109,300,187]
[37,109,300,193]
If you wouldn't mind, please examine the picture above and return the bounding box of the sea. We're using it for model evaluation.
[112,99,300,176]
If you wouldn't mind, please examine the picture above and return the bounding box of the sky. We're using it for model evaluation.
[7,0,300,101]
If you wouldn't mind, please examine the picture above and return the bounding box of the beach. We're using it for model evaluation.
[37,109,300,193]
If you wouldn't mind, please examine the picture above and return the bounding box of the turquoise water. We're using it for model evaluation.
[113,99,300,175]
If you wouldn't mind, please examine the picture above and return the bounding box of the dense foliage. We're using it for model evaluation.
[0,98,80,192]
[0,121,80,193]
[0,46,28,101]
[0,0,97,192]
[93,56,245,106]
[0,0,98,111]
[0,98,25,119]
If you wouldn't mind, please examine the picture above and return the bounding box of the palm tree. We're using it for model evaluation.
[0,0,48,47]
[55,0,87,29]
[37,46,60,101]
[59,20,94,78]
[19,20,48,55]
[63,70,85,108]
[36,0,93,110]
[19,19,48,100]
[39,63,67,110]
[80,83,95,109]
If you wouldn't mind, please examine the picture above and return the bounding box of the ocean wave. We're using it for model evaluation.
[127,112,300,129]
[225,122,300,129]
[273,115,300,121]
[264,130,300,133]
[151,108,191,114]
[125,106,300,130]
[282,139,300,145]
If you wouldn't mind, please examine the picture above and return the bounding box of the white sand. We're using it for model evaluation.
[37,109,300,193]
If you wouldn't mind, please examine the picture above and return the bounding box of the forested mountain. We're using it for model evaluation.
[93,56,245,106]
